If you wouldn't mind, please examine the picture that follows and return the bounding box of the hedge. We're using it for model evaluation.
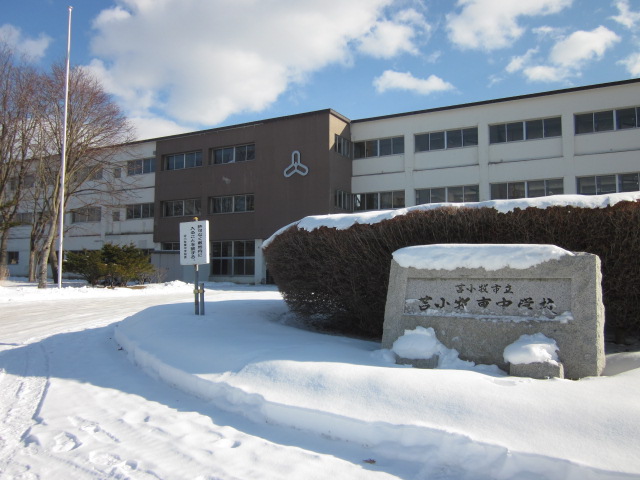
[263,199,640,341]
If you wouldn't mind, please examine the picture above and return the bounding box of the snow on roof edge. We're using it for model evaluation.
[262,192,640,249]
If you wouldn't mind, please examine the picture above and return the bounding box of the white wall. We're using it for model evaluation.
[351,81,640,204]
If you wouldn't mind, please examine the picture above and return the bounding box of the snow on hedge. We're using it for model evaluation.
[263,192,640,248]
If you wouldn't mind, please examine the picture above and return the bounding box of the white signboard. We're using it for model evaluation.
[179,220,210,265]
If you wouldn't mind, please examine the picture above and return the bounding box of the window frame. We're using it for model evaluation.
[577,172,640,195]
[212,144,256,165]
[211,240,256,276]
[127,158,156,176]
[165,151,203,171]
[416,185,480,204]
[490,178,564,200]
[415,127,479,153]
[490,116,562,144]
[162,198,201,217]
[71,206,102,223]
[209,194,255,214]
[353,136,404,159]
[353,190,405,211]
[126,202,155,220]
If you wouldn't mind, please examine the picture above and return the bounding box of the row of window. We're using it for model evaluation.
[490,179,564,200]
[489,117,561,144]
[350,105,639,158]
[416,128,478,152]
[334,172,639,211]
[162,195,255,217]
[353,136,404,159]
[334,190,406,211]
[575,106,640,134]
[164,144,256,171]
[78,105,640,178]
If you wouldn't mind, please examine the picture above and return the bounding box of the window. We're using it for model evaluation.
[71,207,101,223]
[334,190,355,210]
[212,144,255,165]
[616,108,638,129]
[126,203,155,219]
[161,242,180,251]
[127,158,155,175]
[16,212,33,224]
[162,199,201,217]
[577,173,640,195]
[415,127,478,152]
[74,167,103,182]
[165,151,202,170]
[353,136,404,159]
[490,179,563,200]
[112,211,121,222]
[416,185,479,204]
[113,167,122,179]
[334,134,352,158]
[353,190,405,211]
[211,240,255,276]
[575,107,640,134]
[490,117,561,144]
[209,194,254,213]
[8,251,19,265]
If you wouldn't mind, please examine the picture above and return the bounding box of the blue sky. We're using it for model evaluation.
[3,0,640,140]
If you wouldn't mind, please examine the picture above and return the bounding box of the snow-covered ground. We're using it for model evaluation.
[1,278,640,479]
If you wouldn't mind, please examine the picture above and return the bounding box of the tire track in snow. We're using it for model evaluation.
[0,342,50,478]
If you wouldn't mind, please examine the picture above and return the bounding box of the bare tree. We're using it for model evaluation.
[0,45,43,280]
[31,63,135,287]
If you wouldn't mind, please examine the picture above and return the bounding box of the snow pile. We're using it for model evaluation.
[392,326,440,359]
[263,192,640,247]
[504,333,560,366]
[390,326,504,374]
[0,278,193,303]
[393,243,572,270]
[2,279,640,479]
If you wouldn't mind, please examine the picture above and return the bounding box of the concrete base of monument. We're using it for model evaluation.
[395,354,439,369]
[510,361,565,379]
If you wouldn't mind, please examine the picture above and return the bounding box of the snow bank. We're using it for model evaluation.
[393,243,573,270]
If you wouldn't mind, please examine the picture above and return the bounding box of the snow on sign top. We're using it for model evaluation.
[393,244,573,271]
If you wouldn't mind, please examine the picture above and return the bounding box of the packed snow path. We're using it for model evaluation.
[1,281,639,479]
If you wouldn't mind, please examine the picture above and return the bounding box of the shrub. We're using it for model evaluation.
[64,243,156,287]
[264,200,640,341]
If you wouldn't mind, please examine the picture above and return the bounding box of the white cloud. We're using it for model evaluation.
[506,48,538,73]
[522,65,567,83]
[0,24,51,61]
[373,70,454,95]
[619,52,640,76]
[506,26,620,83]
[445,0,573,51]
[88,0,434,134]
[611,0,640,29]
[357,8,431,58]
[549,26,620,69]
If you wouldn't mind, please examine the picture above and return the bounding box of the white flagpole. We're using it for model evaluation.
[57,6,72,289]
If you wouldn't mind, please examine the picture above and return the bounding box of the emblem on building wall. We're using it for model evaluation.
[284,150,309,177]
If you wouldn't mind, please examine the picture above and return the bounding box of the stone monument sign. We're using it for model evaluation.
[382,244,605,379]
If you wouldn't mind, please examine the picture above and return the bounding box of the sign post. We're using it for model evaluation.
[179,219,210,315]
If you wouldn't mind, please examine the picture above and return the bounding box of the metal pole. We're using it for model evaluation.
[199,282,205,315]
[57,6,72,288]
[194,264,199,315]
